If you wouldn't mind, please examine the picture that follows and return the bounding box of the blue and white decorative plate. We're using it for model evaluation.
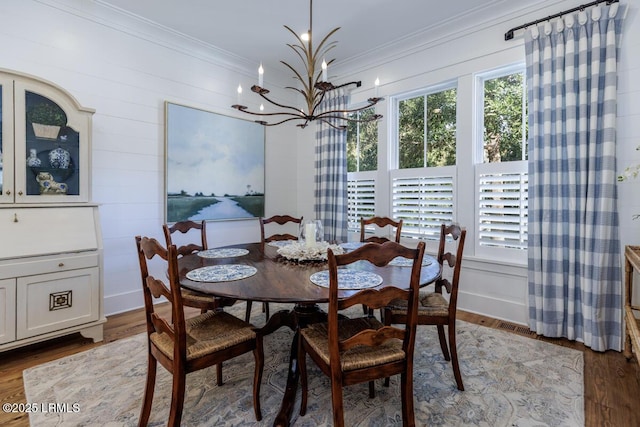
[186,265,257,282]
[388,257,433,267]
[267,240,296,248]
[340,242,366,252]
[197,248,249,258]
[309,269,383,290]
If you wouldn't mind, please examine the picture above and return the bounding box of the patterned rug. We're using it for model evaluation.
[23,304,584,426]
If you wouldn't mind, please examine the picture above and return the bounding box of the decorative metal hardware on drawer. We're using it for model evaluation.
[14,213,18,222]
[49,290,72,311]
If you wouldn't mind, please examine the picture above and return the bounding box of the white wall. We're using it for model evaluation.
[0,0,299,315]
[326,0,640,324]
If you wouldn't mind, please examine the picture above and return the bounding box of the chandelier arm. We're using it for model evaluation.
[260,117,310,126]
[321,114,383,123]
[255,89,310,114]
[317,117,347,131]
[232,107,304,119]
[313,99,381,119]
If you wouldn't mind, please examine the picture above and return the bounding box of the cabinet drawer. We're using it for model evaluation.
[0,253,98,280]
[16,267,99,339]
[0,279,16,344]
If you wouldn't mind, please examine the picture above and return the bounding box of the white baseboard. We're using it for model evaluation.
[458,290,528,325]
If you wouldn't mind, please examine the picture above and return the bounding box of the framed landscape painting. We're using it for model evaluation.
[165,102,265,223]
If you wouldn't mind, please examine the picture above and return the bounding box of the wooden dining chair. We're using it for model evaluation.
[359,216,404,315]
[248,214,303,322]
[298,240,426,427]
[360,216,403,244]
[135,236,264,427]
[384,223,467,391]
[163,220,236,313]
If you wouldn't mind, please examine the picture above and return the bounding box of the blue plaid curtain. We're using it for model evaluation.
[526,3,625,351]
[314,88,348,243]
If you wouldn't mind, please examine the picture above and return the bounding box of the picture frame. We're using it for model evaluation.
[165,102,265,223]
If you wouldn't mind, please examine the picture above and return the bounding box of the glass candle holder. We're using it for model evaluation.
[299,219,324,247]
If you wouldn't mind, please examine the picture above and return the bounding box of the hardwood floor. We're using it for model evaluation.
[1,306,639,426]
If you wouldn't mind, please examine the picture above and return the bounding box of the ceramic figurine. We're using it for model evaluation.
[26,149,41,167]
[36,171,68,194]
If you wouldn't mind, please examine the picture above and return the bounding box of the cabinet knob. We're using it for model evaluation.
[58,262,65,267]
[5,190,10,195]
[14,214,18,223]
[18,191,23,196]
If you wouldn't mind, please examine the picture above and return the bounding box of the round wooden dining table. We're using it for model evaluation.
[178,241,441,427]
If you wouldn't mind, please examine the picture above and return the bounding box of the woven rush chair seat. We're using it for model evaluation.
[300,317,406,371]
[150,311,258,361]
[387,292,450,317]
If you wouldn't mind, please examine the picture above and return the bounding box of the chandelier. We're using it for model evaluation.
[231,0,382,130]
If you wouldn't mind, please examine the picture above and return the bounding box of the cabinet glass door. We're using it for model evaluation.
[24,91,80,197]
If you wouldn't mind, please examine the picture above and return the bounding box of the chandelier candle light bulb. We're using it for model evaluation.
[258,63,264,87]
[322,59,327,81]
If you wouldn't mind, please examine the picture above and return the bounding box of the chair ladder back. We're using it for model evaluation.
[446,227,466,310]
[360,216,403,243]
[136,236,188,357]
[163,220,208,257]
[327,240,425,360]
[260,215,303,243]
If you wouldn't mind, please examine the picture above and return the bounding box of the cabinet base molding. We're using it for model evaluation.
[0,318,105,352]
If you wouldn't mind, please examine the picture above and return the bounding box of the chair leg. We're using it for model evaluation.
[138,355,157,427]
[400,371,416,427]
[263,302,270,321]
[448,322,464,391]
[298,341,308,416]
[216,362,223,386]
[167,369,186,427]
[369,380,375,398]
[330,377,345,427]
[252,336,264,421]
[436,324,451,361]
[245,300,253,322]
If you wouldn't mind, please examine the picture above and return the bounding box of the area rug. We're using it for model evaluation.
[23,304,583,426]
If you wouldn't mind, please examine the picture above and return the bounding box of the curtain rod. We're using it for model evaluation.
[504,0,619,41]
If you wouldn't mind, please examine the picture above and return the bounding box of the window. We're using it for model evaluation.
[347,108,377,173]
[347,108,378,232]
[392,85,457,239]
[476,68,528,254]
[398,87,456,169]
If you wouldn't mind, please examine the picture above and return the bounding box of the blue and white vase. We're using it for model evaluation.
[48,147,71,169]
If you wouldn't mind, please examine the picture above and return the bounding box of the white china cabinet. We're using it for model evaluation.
[0,69,104,351]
